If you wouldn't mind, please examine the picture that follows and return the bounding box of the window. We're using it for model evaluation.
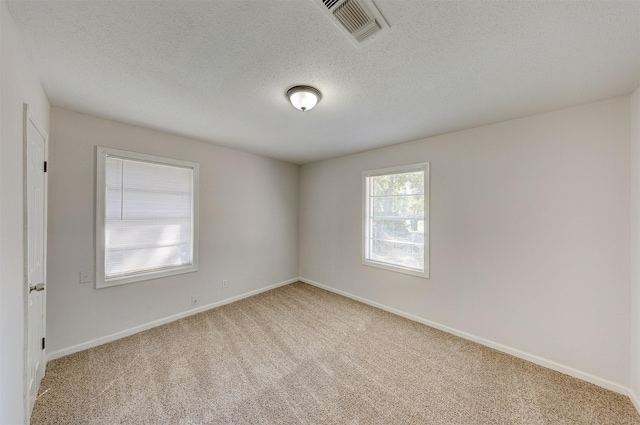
[96,147,199,288]
[363,162,429,278]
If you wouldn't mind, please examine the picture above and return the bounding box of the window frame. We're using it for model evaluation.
[362,162,430,278]
[95,146,200,289]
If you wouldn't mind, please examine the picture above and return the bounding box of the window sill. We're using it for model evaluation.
[362,259,429,279]
[96,264,198,289]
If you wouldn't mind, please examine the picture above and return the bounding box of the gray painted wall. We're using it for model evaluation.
[46,107,300,355]
[300,97,632,389]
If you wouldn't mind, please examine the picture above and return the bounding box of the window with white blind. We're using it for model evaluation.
[96,147,199,288]
[363,162,429,278]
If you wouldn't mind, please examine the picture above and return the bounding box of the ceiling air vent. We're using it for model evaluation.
[322,0,341,10]
[313,0,389,47]
[333,0,381,42]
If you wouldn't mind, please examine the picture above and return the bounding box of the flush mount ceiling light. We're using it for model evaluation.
[286,85,321,112]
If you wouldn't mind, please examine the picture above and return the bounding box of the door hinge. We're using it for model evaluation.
[43,161,47,173]
[42,337,45,350]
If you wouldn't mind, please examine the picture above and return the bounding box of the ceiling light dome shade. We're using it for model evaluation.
[286,85,321,112]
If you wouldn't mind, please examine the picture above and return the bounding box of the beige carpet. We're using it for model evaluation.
[32,282,640,424]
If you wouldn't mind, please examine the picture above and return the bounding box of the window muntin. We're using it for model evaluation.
[96,147,199,288]
[364,163,429,278]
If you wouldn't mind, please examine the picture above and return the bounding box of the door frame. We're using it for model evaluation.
[23,103,48,419]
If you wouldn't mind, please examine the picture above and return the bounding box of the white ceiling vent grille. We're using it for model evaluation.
[322,0,341,9]
[333,0,381,42]
[313,0,389,47]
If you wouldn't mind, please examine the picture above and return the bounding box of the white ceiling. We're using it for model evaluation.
[7,0,640,164]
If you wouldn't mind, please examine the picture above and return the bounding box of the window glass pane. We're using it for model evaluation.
[370,240,424,270]
[371,171,423,196]
[365,165,427,275]
[370,218,424,244]
[371,195,424,218]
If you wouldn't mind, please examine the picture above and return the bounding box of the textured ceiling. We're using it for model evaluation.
[6,0,640,164]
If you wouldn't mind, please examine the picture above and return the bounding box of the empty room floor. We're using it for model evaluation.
[32,282,640,424]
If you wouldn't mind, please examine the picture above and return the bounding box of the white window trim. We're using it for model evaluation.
[95,147,200,289]
[362,162,430,279]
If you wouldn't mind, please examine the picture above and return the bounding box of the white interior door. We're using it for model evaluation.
[24,105,47,417]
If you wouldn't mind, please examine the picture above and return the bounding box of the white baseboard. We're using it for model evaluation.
[299,277,631,398]
[45,275,640,417]
[47,277,299,361]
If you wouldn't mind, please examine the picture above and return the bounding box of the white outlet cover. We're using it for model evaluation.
[80,269,92,284]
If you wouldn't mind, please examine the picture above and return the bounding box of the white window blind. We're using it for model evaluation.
[363,163,429,278]
[96,147,199,288]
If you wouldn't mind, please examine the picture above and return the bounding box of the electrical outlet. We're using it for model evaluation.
[191,296,199,306]
[222,280,228,288]
[79,269,92,284]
